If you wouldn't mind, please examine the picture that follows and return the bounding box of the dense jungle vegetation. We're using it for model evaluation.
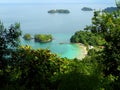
[1,9,120,90]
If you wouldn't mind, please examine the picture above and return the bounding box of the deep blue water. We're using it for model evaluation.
[0,3,115,59]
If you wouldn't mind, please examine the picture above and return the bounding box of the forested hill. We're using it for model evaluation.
[103,7,118,13]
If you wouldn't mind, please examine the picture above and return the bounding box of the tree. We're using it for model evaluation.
[102,17,120,76]
[0,22,21,89]
[85,10,120,76]
[10,46,68,90]
[0,22,21,69]
[115,0,120,9]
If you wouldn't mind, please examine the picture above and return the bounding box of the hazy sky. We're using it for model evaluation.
[0,0,115,4]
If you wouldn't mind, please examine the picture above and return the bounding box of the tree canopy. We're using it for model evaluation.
[70,30,105,46]
[0,22,21,68]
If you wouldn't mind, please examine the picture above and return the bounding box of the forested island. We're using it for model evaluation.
[48,9,70,14]
[23,33,53,43]
[23,33,32,40]
[81,7,93,11]
[34,34,52,43]
[102,7,118,13]
[1,4,120,90]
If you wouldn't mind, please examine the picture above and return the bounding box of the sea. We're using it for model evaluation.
[0,3,115,59]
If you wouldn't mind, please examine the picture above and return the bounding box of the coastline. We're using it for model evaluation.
[76,43,88,60]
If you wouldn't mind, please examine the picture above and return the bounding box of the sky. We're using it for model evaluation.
[0,0,115,4]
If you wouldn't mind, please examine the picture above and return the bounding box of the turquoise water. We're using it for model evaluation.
[21,33,82,59]
[0,3,115,59]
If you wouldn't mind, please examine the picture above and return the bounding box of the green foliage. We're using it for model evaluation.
[0,22,21,89]
[115,0,120,9]
[34,34,52,43]
[1,10,120,90]
[88,49,97,56]
[23,33,32,40]
[70,31,105,46]
[58,57,104,90]
[9,45,69,90]
[102,15,120,76]
[89,10,120,76]
[71,10,120,77]
[0,22,21,67]
[69,10,120,89]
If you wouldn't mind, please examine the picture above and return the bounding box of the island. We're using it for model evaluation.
[34,34,52,43]
[48,9,70,14]
[102,7,118,13]
[81,7,93,11]
[23,33,32,40]
[48,10,56,13]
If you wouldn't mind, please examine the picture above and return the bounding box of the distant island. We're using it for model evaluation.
[81,7,93,11]
[34,34,52,43]
[23,33,32,40]
[23,33,53,43]
[48,9,70,14]
[102,7,118,13]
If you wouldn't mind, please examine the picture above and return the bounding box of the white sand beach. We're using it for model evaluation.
[76,43,88,60]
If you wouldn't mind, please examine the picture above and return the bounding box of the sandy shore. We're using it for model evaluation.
[76,43,88,60]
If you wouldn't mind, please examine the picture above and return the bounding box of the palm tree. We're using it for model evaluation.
[115,0,120,9]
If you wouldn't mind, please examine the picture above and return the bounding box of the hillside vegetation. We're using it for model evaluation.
[70,31,105,46]
[1,10,120,90]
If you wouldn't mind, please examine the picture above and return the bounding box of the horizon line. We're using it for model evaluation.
[0,2,115,4]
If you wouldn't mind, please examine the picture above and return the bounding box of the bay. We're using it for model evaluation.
[0,3,115,59]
